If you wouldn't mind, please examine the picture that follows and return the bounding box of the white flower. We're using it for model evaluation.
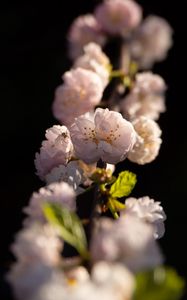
[123,196,166,238]
[67,14,107,60]
[128,116,162,164]
[91,262,135,300]
[94,0,142,36]
[35,125,74,180]
[22,263,134,300]
[46,161,83,187]
[24,182,76,223]
[70,108,136,164]
[121,93,166,121]
[121,72,166,121]
[129,15,173,68]
[74,43,111,88]
[11,223,62,266]
[53,68,103,126]
[133,72,166,95]
[90,215,163,272]
[7,262,64,300]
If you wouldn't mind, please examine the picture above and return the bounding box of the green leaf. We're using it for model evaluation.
[123,75,132,88]
[108,198,125,211]
[43,203,89,260]
[109,171,137,199]
[107,199,119,219]
[107,198,126,219]
[134,267,185,300]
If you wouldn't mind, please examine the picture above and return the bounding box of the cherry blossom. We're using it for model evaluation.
[130,15,173,68]
[11,223,62,266]
[53,68,103,126]
[74,43,111,88]
[90,215,163,272]
[121,72,166,121]
[95,0,142,36]
[123,196,166,238]
[70,108,136,164]
[128,116,162,164]
[132,72,166,95]
[35,125,74,181]
[24,182,76,223]
[68,14,106,60]
[7,262,64,300]
[28,263,134,300]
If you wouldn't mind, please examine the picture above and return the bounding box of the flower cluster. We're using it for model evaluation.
[7,1,185,300]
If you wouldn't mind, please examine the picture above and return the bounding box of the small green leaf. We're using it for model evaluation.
[107,199,119,219]
[108,199,125,211]
[123,75,132,88]
[134,267,185,300]
[110,69,125,80]
[107,198,125,219]
[109,171,137,199]
[43,203,89,260]
[129,61,138,77]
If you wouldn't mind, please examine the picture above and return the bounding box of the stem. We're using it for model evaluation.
[88,160,106,240]
[120,43,131,74]
[113,212,119,220]
[108,40,131,109]
[110,70,125,79]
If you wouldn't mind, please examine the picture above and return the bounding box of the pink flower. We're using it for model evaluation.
[91,262,135,300]
[123,196,166,238]
[24,182,76,223]
[121,93,166,121]
[70,108,136,164]
[121,72,166,121]
[90,215,163,272]
[11,223,63,266]
[52,68,103,126]
[67,14,106,60]
[133,72,166,95]
[45,161,85,195]
[130,15,173,68]
[7,262,64,300]
[74,43,111,88]
[35,125,74,180]
[94,0,142,36]
[128,116,162,165]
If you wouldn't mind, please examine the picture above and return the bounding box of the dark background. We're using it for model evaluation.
[0,0,186,299]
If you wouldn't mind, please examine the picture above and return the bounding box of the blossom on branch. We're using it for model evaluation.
[53,68,103,126]
[24,182,76,223]
[35,125,74,181]
[7,262,64,300]
[129,15,173,68]
[121,72,166,121]
[68,14,106,60]
[45,161,85,194]
[7,1,178,299]
[94,0,142,36]
[128,116,162,164]
[11,223,62,266]
[122,196,166,238]
[70,108,136,164]
[74,42,111,88]
[90,215,163,272]
[25,262,134,300]
[132,72,166,95]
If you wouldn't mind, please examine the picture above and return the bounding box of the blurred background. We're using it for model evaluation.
[0,0,186,298]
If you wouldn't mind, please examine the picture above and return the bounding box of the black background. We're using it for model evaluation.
[0,0,186,299]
